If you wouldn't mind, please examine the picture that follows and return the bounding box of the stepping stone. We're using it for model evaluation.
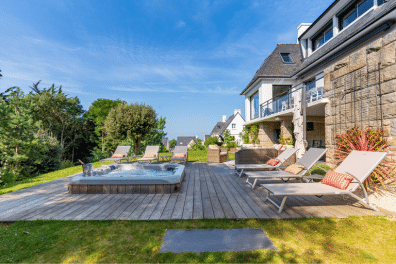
[160,228,277,253]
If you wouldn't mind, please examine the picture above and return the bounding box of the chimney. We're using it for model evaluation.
[297,23,312,43]
[222,115,227,122]
[234,109,241,116]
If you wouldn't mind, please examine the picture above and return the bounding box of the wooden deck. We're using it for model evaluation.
[0,162,384,221]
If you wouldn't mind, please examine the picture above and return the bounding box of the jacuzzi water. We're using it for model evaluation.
[106,167,175,178]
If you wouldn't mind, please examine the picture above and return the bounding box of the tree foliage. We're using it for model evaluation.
[0,87,61,184]
[87,99,125,151]
[204,136,219,147]
[104,103,157,155]
[169,139,177,149]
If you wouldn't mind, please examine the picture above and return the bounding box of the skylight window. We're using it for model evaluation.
[280,53,294,63]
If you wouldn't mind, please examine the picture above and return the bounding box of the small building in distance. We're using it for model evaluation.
[210,109,245,145]
[176,136,198,149]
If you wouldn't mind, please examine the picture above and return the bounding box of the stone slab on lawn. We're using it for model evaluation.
[160,228,278,253]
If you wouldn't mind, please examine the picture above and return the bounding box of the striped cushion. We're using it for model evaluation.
[174,153,186,158]
[266,159,280,166]
[284,164,305,175]
[111,154,125,158]
[143,154,156,158]
[321,170,353,190]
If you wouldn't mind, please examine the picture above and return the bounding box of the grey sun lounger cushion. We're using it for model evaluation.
[244,148,327,188]
[235,148,297,171]
[101,145,131,164]
[137,146,160,162]
[170,146,188,162]
[261,150,388,213]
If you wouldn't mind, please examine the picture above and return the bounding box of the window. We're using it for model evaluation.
[272,85,291,98]
[338,0,374,31]
[217,126,221,129]
[250,92,259,119]
[312,23,333,51]
[232,124,236,129]
[307,122,314,131]
[280,53,294,63]
[305,79,316,92]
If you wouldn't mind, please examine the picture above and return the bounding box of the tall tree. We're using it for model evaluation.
[0,87,61,183]
[87,98,125,152]
[104,103,157,155]
[27,81,85,160]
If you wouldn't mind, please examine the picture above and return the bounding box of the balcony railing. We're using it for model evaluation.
[260,91,295,118]
[253,86,325,120]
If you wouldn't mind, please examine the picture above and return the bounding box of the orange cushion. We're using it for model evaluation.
[284,164,304,175]
[143,154,156,159]
[174,153,186,158]
[266,159,280,166]
[321,170,353,190]
[111,154,125,158]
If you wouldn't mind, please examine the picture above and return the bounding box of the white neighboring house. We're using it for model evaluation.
[210,109,245,145]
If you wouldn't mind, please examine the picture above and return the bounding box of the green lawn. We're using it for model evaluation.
[1,216,395,263]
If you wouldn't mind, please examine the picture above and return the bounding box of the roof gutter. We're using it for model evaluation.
[240,75,292,95]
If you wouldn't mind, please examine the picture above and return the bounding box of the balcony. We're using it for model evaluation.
[251,86,325,121]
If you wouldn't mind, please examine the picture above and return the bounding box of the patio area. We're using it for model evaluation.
[0,162,385,221]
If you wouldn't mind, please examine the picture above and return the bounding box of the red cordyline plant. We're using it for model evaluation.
[335,127,396,190]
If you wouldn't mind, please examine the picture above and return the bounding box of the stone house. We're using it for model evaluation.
[241,0,396,163]
[209,109,245,145]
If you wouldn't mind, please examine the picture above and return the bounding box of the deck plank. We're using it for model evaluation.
[181,164,195,220]
[150,194,171,220]
[105,194,140,220]
[128,194,155,220]
[139,194,163,220]
[198,164,215,218]
[206,164,237,218]
[117,194,148,220]
[207,165,248,218]
[193,164,204,219]
[160,194,178,220]
[201,163,224,218]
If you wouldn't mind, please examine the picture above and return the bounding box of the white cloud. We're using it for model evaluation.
[177,20,186,28]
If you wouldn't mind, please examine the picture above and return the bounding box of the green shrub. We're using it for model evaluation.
[204,136,219,147]
[190,139,206,151]
[240,127,250,144]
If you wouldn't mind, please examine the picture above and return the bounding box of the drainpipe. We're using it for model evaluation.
[301,84,308,149]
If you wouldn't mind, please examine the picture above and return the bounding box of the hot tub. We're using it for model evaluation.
[68,163,185,194]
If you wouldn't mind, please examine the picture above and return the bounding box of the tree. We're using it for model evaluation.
[87,99,125,152]
[104,103,157,155]
[169,139,177,149]
[141,117,167,152]
[204,136,219,147]
[0,87,61,183]
[27,81,85,161]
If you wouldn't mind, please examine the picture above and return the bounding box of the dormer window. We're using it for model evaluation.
[338,0,375,31]
[280,53,294,63]
[312,22,333,51]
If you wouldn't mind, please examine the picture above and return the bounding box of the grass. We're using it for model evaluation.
[0,216,395,263]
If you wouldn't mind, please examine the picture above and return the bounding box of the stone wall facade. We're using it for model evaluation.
[324,27,396,164]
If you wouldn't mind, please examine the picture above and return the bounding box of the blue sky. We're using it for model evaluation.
[0,0,334,140]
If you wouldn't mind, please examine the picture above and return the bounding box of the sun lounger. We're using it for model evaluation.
[235,148,298,177]
[261,150,387,213]
[137,146,160,163]
[170,146,188,163]
[244,148,327,188]
[101,145,131,165]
